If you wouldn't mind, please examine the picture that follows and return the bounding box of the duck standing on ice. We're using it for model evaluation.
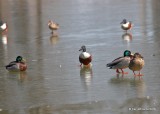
[120,19,133,33]
[48,20,59,35]
[79,45,92,68]
[106,50,133,74]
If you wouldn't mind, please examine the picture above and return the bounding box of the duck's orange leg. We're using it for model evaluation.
[137,71,143,76]
[116,69,121,73]
[133,71,137,76]
[121,69,128,74]
[133,71,143,76]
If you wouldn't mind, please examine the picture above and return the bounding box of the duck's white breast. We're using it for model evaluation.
[1,23,7,30]
[122,22,130,28]
[79,52,91,59]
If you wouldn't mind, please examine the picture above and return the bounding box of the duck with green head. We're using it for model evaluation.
[129,53,145,76]
[5,56,27,72]
[106,50,133,74]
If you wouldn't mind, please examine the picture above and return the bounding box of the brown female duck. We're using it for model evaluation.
[129,53,145,76]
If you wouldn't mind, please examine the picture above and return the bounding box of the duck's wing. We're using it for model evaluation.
[5,61,17,68]
[106,56,123,68]
[107,56,131,69]
[49,23,59,29]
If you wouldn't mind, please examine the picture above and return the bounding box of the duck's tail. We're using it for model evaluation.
[106,63,112,69]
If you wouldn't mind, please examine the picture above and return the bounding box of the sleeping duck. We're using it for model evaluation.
[120,19,133,33]
[79,45,92,68]
[0,20,8,33]
[129,53,145,76]
[48,20,59,34]
[6,56,27,72]
[106,50,133,74]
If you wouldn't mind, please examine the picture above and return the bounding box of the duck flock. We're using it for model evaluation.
[0,19,144,77]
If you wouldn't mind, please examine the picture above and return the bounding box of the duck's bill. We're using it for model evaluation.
[120,21,124,24]
[22,58,26,63]
[131,53,134,56]
[79,48,82,51]
[129,53,134,59]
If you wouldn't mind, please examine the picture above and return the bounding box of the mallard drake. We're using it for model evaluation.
[129,53,145,76]
[6,56,27,72]
[48,20,59,34]
[0,20,8,33]
[106,50,133,74]
[79,45,92,67]
[120,19,133,32]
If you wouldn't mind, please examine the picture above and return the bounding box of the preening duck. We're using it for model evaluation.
[120,19,133,32]
[79,45,92,67]
[106,50,133,74]
[129,53,145,76]
[6,56,27,72]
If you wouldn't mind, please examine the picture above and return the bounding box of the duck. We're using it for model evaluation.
[106,50,133,74]
[5,56,27,72]
[48,20,59,34]
[79,45,92,67]
[120,19,133,32]
[129,53,145,76]
[0,20,8,33]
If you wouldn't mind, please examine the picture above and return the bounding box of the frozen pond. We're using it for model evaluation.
[0,0,160,114]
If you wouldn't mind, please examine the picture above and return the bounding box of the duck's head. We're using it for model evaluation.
[48,20,53,25]
[79,45,86,52]
[121,19,127,24]
[16,56,26,63]
[133,53,143,59]
[123,50,133,57]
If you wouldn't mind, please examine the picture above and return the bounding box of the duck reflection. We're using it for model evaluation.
[0,34,8,45]
[122,33,132,42]
[80,66,93,89]
[110,74,130,84]
[118,81,150,111]
[130,79,146,98]
[110,76,146,98]
[50,34,59,45]
[7,71,28,83]
[116,73,125,79]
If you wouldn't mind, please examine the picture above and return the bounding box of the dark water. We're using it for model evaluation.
[0,0,160,114]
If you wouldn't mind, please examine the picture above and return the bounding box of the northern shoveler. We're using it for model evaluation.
[79,45,92,67]
[106,50,133,74]
[6,56,27,72]
[48,20,59,34]
[129,53,145,76]
[0,20,8,33]
[120,19,133,32]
